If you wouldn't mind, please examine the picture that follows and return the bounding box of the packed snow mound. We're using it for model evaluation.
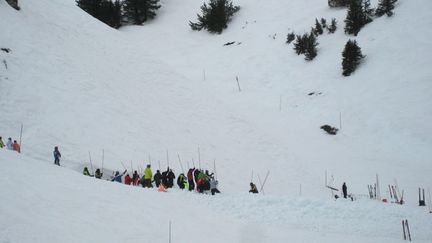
[1,150,431,243]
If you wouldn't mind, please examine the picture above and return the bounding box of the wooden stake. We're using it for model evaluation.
[177,153,185,174]
[19,123,23,151]
[101,149,105,175]
[236,76,241,92]
[260,171,270,193]
[88,152,94,174]
[169,220,172,243]
[339,112,342,130]
[376,174,381,200]
[166,150,170,168]
[213,159,217,179]
[197,147,201,169]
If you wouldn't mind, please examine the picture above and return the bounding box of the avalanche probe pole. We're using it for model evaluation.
[101,149,105,177]
[88,152,94,174]
[260,170,270,193]
[19,123,23,152]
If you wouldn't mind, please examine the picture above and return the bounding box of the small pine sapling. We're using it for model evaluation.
[304,31,318,61]
[293,34,307,55]
[376,0,397,17]
[328,18,337,33]
[320,18,327,29]
[314,18,324,35]
[342,39,365,76]
[286,32,295,44]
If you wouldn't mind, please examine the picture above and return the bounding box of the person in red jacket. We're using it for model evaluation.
[12,140,20,153]
[124,174,132,185]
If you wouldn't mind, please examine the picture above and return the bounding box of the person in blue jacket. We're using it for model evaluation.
[111,170,127,183]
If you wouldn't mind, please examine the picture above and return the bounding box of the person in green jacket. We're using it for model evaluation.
[143,164,153,188]
[0,136,4,148]
[83,167,93,177]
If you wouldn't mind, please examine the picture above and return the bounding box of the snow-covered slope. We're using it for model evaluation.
[1,150,431,242]
[0,0,431,241]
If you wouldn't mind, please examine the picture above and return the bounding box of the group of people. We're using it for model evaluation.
[0,136,21,153]
[82,164,222,195]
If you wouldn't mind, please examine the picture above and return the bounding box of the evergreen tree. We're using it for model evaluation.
[6,0,20,10]
[189,0,240,34]
[320,18,327,29]
[313,18,323,35]
[76,0,102,17]
[286,32,295,44]
[376,0,397,17]
[344,0,372,36]
[304,31,318,61]
[293,34,307,55]
[99,0,122,28]
[328,0,349,8]
[328,18,337,33]
[342,39,364,76]
[363,0,374,17]
[123,0,161,25]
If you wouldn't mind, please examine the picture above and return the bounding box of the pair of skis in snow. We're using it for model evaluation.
[402,219,411,241]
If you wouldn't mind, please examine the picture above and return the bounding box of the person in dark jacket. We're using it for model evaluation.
[249,182,258,193]
[94,168,103,179]
[167,169,175,188]
[187,168,195,191]
[0,136,4,148]
[132,171,140,186]
[53,146,61,166]
[342,182,347,198]
[161,169,169,187]
[177,173,187,189]
[153,170,162,187]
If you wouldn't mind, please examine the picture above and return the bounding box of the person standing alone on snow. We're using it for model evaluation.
[53,146,61,166]
[342,182,347,199]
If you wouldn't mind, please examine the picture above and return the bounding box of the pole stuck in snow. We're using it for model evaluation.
[177,153,185,174]
[197,147,201,169]
[166,150,170,168]
[169,220,172,243]
[19,123,23,152]
[236,76,241,92]
[88,152,94,175]
[101,149,105,175]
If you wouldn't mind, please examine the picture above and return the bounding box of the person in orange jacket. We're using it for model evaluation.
[158,183,167,192]
[12,140,20,153]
